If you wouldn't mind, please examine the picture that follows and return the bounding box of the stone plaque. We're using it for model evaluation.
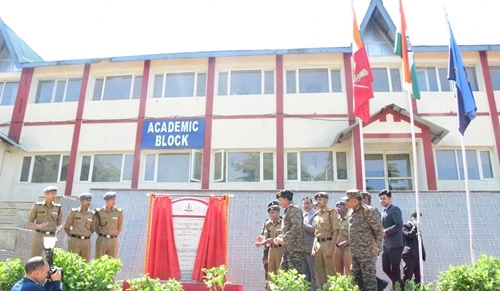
[172,198,208,281]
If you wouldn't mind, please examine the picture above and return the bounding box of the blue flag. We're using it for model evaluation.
[447,19,477,135]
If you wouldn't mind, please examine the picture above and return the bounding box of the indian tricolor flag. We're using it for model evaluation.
[394,0,420,99]
[352,3,374,123]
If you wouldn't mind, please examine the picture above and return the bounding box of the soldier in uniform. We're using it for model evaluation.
[93,192,123,259]
[334,201,352,275]
[26,186,63,257]
[261,201,284,289]
[312,192,340,287]
[64,193,95,262]
[343,189,384,291]
[275,190,306,272]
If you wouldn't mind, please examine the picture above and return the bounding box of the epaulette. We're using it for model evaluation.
[361,204,371,212]
[326,208,335,212]
[35,202,44,205]
[53,203,61,207]
[89,209,96,215]
[95,207,103,212]
[114,207,123,212]
[71,207,79,211]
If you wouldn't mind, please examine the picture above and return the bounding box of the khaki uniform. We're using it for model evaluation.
[264,218,284,276]
[27,201,62,257]
[65,206,95,262]
[334,214,352,275]
[313,207,340,287]
[93,206,123,258]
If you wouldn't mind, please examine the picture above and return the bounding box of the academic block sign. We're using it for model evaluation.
[141,119,205,149]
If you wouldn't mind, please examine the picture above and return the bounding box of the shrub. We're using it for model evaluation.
[127,274,184,291]
[267,269,310,291]
[401,280,433,291]
[202,264,228,291]
[436,254,500,291]
[0,258,24,290]
[52,247,122,290]
[319,274,360,291]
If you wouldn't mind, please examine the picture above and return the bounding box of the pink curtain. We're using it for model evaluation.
[191,196,229,281]
[146,195,181,279]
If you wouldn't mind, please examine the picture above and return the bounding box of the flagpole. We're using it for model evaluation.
[406,91,425,284]
[452,80,475,263]
[358,118,366,191]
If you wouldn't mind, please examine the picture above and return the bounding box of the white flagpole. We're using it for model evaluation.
[358,118,366,191]
[406,91,425,284]
[452,80,475,263]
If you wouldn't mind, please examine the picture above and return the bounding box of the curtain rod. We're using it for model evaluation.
[146,192,234,198]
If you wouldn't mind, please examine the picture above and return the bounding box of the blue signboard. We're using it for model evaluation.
[141,119,205,149]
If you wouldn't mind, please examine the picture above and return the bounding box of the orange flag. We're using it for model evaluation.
[352,3,374,122]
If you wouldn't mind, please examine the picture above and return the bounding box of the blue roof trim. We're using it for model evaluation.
[360,0,396,36]
[0,18,43,65]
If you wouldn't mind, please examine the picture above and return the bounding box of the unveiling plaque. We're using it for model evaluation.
[172,198,208,281]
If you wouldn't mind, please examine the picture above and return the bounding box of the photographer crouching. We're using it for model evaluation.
[10,256,62,291]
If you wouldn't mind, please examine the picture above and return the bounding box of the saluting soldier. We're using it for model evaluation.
[312,192,340,287]
[26,186,63,257]
[64,193,95,262]
[93,192,123,259]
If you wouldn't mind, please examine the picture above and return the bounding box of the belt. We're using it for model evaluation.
[36,230,55,235]
[71,234,91,240]
[98,234,117,239]
[271,245,283,248]
[317,237,332,242]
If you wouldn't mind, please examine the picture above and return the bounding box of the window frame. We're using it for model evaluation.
[0,81,19,106]
[142,150,203,183]
[213,150,274,182]
[371,67,402,92]
[19,154,70,183]
[92,75,142,101]
[435,149,494,180]
[364,151,413,190]
[79,154,134,182]
[217,70,275,96]
[152,71,207,98]
[285,150,348,182]
[285,68,343,93]
[34,78,83,103]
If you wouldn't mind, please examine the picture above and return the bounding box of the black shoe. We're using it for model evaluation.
[376,277,389,291]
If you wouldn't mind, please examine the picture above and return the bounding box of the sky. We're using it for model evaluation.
[1,0,498,61]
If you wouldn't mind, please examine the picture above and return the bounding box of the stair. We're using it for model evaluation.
[0,201,35,228]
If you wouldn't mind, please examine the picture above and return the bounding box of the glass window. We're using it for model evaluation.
[438,68,451,91]
[20,157,31,182]
[286,70,296,93]
[158,153,190,182]
[435,150,492,180]
[264,71,274,94]
[132,76,142,99]
[336,152,348,180]
[35,81,55,103]
[31,155,61,183]
[331,69,342,92]
[144,154,155,181]
[218,72,228,95]
[122,154,134,181]
[227,152,260,182]
[35,79,82,103]
[93,78,104,100]
[286,152,298,180]
[102,76,132,100]
[263,152,274,181]
[59,156,70,182]
[300,151,333,181]
[92,154,122,182]
[372,68,390,92]
[214,150,224,181]
[465,67,479,91]
[490,67,500,91]
[390,69,402,92]
[191,150,203,181]
[65,78,82,102]
[153,75,163,98]
[298,69,329,93]
[417,68,439,92]
[365,153,412,190]
[80,156,91,181]
[196,73,207,97]
[230,70,261,95]
[0,82,19,105]
[165,73,195,97]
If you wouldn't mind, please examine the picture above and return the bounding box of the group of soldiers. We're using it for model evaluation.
[26,186,124,262]
[256,189,387,291]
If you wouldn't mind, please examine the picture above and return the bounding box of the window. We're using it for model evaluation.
[20,155,69,183]
[286,69,342,93]
[417,66,478,92]
[490,66,500,90]
[153,72,206,98]
[143,150,202,182]
[217,70,274,95]
[92,75,142,100]
[79,154,133,182]
[35,79,82,103]
[365,153,412,190]
[372,68,402,92]
[435,150,493,180]
[286,151,348,181]
[0,81,19,105]
[214,151,273,182]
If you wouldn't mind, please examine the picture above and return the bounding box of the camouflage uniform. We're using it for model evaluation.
[278,203,306,271]
[348,199,383,291]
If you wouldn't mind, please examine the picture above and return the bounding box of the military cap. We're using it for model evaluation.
[103,191,117,200]
[314,192,329,200]
[78,193,93,200]
[267,201,280,212]
[43,186,57,193]
[341,189,361,200]
[336,201,346,207]
[276,189,293,200]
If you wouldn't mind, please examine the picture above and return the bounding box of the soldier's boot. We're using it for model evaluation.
[376,276,389,291]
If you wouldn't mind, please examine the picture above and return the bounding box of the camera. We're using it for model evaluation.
[47,266,64,280]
